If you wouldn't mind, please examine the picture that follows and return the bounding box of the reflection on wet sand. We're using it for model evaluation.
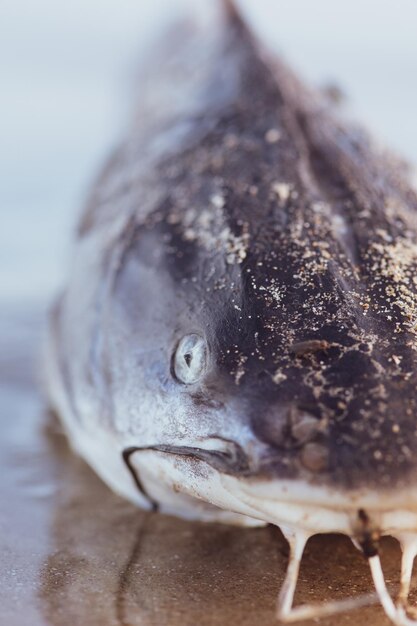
[0,310,408,626]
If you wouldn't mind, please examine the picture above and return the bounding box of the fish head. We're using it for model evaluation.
[88,23,417,531]
[47,6,417,623]
[103,111,417,516]
[55,0,417,537]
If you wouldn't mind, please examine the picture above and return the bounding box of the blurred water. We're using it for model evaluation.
[1,0,417,305]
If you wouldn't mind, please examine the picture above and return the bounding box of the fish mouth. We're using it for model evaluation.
[124,441,417,534]
[145,439,251,473]
[123,440,417,534]
[122,437,250,510]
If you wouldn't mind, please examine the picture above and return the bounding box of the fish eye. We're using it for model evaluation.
[173,334,207,384]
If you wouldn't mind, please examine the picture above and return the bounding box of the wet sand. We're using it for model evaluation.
[1,306,415,625]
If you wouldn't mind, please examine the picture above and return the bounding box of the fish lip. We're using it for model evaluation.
[147,439,251,474]
[123,437,251,475]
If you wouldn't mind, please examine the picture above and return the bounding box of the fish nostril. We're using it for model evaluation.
[251,402,331,475]
[290,410,321,444]
[289,408,329,472]
[253,405,323,449]
[300,442,329,472]
[289,339,332,356]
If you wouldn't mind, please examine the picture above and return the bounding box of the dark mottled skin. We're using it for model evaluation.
[71,5,417,492]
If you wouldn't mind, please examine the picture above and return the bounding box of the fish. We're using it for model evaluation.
[44,1,417,623]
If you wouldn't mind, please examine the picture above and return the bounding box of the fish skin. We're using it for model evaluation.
[47,1,417,506]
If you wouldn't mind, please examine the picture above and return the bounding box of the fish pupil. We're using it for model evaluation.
[184,353,192,367]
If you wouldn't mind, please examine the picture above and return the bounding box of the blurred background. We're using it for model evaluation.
[1,0,417,308]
